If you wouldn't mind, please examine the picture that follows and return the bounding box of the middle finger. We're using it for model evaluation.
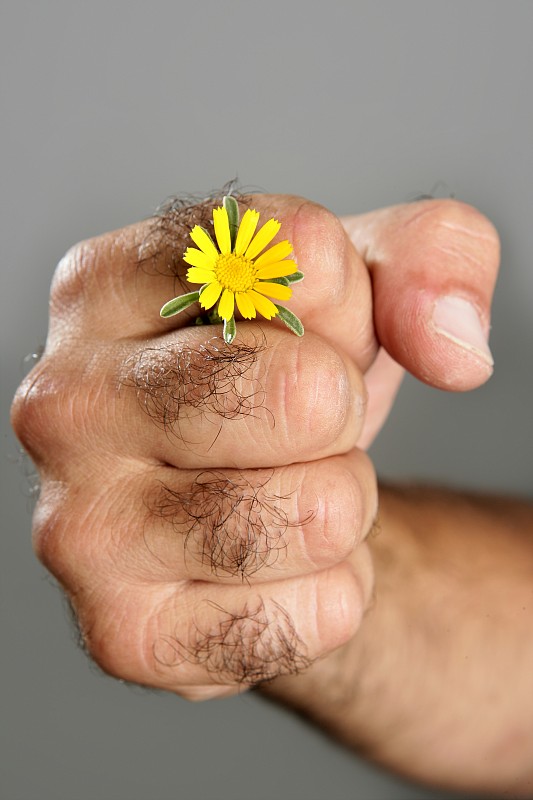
[116,325,366,469]
[122,450,377,584]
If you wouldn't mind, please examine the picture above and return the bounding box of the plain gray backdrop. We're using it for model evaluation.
[1,1,532,799]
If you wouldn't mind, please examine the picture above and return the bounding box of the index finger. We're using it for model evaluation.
[47,194,378,372]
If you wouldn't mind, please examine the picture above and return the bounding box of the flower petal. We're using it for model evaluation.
[183,247,217,270]
[248,290,279,320]
[245,218,281,261]
[254,281,293,301]
[235,291,256,319]
[256,260,298,280]
[254,240,293,269]
[213,206,231,255]
[186,267,217,284]
[235,209,260,255]
[199,281,222,310]
[190,225,219,259]
[218,288,235,321]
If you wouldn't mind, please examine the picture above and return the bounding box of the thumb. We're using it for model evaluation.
[342,199,500,391]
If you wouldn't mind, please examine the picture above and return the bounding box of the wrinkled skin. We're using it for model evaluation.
[11,195,499,700]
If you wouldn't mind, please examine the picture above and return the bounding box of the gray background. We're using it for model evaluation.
[1,1,532,799]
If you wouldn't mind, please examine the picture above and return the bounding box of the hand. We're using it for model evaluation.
[11,197,376,700]
[11,193,499,699]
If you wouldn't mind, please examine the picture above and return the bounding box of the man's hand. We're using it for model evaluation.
[11,194,499,701]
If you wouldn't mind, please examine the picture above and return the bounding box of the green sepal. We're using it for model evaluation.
[223,195,240,250]
[208,307,223,324]
[223,316,236,344]
[286,271,304,284]
[160,291,200,318]
[258,272,304,289]
[275,304,304,337]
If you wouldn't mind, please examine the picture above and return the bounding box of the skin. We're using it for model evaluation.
[13,195,532,796]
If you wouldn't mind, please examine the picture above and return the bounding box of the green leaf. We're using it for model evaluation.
[286,271,304,284]
[275,304,304,336]
[224,196,239,251]
[160,291,200,318]
[268,276,290,287]
[223,315,236,344]
[223,195,240,250]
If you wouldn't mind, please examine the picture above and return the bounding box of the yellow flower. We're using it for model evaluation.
[184,205,297,321]
[160,196,304,344]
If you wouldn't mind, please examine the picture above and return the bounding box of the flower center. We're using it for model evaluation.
[214,253,257,293]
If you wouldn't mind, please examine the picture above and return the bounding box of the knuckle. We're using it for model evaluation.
[298,468,352,568]
[298,456,377,570]
[414,199,501,268]
[32,477,130,589]
[80,591,152,683]
[31,485,68,570]
[294,201,349,303]
[12,347,118,467]
[82,609,130,680]
[11,361,85,462]
[280,337,351,453]
[435,199,499,242]
[11,361,60,458]
[50,229,135,314]
[10,375,35,448]
[31,483,95,583]
[315,564,364,652]
[49,241,94,309]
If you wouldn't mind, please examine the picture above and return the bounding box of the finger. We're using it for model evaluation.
[117,451,377,585]
[47,195,378,373]
[47,201,218,342]
[342,199,500,391]
[31,451,376,586]
[16,326,367,474]
[71,559,372,692]
[126,327,366,469]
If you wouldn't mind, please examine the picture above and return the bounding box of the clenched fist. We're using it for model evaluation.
[11,194,498,700]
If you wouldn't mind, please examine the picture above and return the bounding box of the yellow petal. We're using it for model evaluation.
[256,260,298,280]
[235,209,260,255]
[190,225,219,259]
[186,267,217,284]
[254,240,293,269]
[253,281,293,301]
[199,281,222,310]
[218,288,235,321]
[213,206,231,255]
[248,290,279,320]
[246,218,281,261]
[235,291,256,319]
[183,247,217,270]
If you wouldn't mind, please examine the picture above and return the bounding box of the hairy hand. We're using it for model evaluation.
[11,192,499,698]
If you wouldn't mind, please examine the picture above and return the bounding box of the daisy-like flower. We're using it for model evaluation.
[160,196,304,343]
